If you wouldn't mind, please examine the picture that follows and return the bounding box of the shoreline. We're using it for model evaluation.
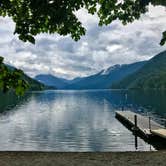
[0,151,166,166]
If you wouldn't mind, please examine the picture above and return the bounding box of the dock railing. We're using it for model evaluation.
[139,111,166,129]
[149,116,166,129]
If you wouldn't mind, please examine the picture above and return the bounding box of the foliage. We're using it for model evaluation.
[0,56,29,95]
[160,31,166,46]
[0,0,165,44]
[0,56,51,95]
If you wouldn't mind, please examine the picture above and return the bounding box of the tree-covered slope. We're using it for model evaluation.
[23,74,48,91]
[112,50,166,89]
[6,64,51,91]
[35,74,69,89]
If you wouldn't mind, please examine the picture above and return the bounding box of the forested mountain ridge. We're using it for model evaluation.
[111,50,166,89]
[35,61,147,90]
[65,61,147,89]
[35,74,69,89]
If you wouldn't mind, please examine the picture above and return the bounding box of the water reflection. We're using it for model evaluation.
[127,90,166,117]
[0,91,31,113]
[0,90,165,151]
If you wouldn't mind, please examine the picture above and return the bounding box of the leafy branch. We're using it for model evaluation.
[0,57,29,95]
[0,0,165,45]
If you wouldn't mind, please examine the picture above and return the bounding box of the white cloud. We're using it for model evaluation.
[106,45,122,53]
[0,5,166,79]
[75,8,99,28]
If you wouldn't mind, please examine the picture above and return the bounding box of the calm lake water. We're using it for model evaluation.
[0,90,166,151]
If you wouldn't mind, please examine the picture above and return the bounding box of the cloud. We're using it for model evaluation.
[0,5,166,79]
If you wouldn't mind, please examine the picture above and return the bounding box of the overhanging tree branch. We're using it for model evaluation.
[0,0,165,45]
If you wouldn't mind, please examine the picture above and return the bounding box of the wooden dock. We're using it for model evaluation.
[115,111,166,139]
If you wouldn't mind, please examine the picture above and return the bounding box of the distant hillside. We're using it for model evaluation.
[65,61,147,89]
[112,50,166,90]
[35,74,69,89]
[6,65,52,91]
[23,74,50,91]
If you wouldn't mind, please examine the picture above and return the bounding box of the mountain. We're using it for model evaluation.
[68,77,83,84]
[35,74,69,89]
[64,61,147,89]
[111,50,166,89]
[6,64,52,91]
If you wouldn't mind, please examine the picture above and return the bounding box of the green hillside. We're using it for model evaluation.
[6,64,54,91]
[23,74,47,91]
[111,50,166,90]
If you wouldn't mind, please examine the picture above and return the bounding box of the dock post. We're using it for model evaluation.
[134,115,138,149]
[149,117,151,132]
[134,115,137,128]
[135,135,138,150]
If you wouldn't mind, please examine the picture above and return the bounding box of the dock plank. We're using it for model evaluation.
[151,129,166,139]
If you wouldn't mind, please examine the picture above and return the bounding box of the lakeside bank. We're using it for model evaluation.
[0,151,165,166]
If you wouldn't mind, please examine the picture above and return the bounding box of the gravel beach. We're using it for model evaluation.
[0,151,165,166]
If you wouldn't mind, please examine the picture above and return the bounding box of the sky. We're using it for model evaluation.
[0,5,166,79]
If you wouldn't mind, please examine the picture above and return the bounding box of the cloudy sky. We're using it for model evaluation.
[0,5,166,79]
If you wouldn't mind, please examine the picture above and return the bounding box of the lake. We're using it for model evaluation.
[0,90,166,151]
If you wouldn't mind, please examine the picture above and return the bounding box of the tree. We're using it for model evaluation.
[0,0,165,44]
[0,57,28,95]
[0,0,165,94]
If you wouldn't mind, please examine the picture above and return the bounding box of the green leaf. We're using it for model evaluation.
[160,31,166,46]
[0,57,4,64]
